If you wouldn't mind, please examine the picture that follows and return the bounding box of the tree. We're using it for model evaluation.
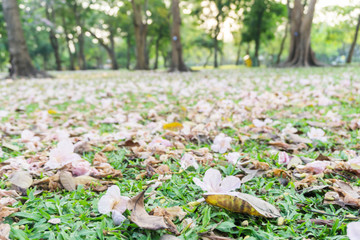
[242,0,286,66]
[131,0,149,70]
[193,0,239,68]
[86,0,120,70]
[45,0,62,71]
[170,0,189,71]
[347,14,360,64]
[283,0,321,67]
[2,0,48,78]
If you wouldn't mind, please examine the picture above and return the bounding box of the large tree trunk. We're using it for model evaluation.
[235,41,241,65]
[131,0,149,70]
[346,14,360,64]
[170,0,189,72]
[283,0,321,67]
[45,1,62,71]
[213,14,221,68]
[73,3,86,70]
[2,0,48,78]
[61,13,75,70]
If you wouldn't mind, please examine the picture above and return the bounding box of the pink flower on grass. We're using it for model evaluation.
[180,153,199,170]
[71,160,91,176]
[98,185,130,225]
[45,139,82,169]
[307,128,327,142]
[347,221,360,240]
[193,168,241,193]
[302,161,330,174]
[211,133,232,154]
[278,152,290,165]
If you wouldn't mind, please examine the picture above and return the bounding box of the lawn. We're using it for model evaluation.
[1,67,360,240]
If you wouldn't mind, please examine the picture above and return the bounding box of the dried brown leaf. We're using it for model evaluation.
[9,171,33,194]
[59,171,76,191]
[128,191,169,231]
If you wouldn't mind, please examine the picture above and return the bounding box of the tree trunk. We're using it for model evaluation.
[73,3,86,70]
[88,30,118,70]
[346,14,360,64]
[254,38,260,66]
[170,0,189,72]
[283,0,321,67]
[126,35,131,69]
[235,42,241,65]
[45,2,62,71]
[276,22,289,65]
[61,14,75,70]
[154,36,160,70]
[2,0,48,78]
[203,49,212,67]
[131,0,149,70]
[213,14,221,68]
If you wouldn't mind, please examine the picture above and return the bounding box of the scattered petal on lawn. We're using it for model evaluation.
[45,139,82,169]
[211,133,232,154]
[180,153,199,170]
[278,152,290,165]
[300,161,331,174]
[307,128,327,142]
[48,218,61,224]
[225,152,241,165]
[347,222,360,240]
[98,185,129,225]
[193,168,240,193]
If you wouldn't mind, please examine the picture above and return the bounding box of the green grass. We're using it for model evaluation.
[1,67,360,239]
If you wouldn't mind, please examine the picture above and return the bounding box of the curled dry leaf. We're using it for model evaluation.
[127,191,179,234]
[59,171,76,191]
[9,171,33,194]
[203,192,281,218]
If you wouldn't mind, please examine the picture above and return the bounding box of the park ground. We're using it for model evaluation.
[1,67,360,239]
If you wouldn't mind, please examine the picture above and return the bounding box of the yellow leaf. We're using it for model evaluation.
[163,122,183,131]
[48,109,57,114]
[203,192,281,218]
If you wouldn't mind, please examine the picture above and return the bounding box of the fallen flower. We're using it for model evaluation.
[347,221,360,240]
[193,168,241,193]
[211,133,232,154]
[98,185,130,225]
[45,139,82,169]
[278,152,290,165]
[307,128,327,142]
[180,153,199,170]
[300,161,331,174]
[225,152,241,165]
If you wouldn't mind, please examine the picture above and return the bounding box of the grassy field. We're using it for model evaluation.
[1,67,360,240]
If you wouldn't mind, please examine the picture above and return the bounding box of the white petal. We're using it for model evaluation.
[113,196,130,213]
[57,139,75,154]
[112,210,126,225]
[193,177,208,192]
[347,222,360,240]
[98,195,115,214]
[203,168,222,192]
[219,176,241,193]
[107,185,121,199]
